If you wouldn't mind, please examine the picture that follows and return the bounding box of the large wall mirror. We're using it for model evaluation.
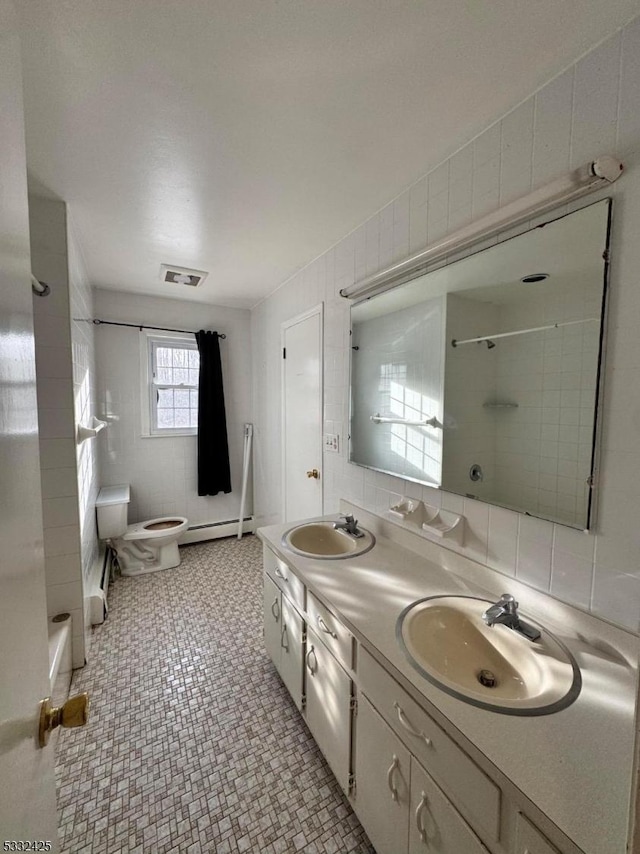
[349,199,611,530]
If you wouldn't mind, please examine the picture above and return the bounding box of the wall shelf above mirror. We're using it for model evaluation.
[349,199,612,531]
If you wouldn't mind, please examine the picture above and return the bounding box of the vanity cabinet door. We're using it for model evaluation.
[515,814,560,854]
[279,594,304,711]
[263,573,282,669]
[304,627,352,794]
[354,695,410,854]
[409,759,489,854]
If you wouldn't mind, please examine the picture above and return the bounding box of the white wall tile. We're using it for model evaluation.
[517,533,552,591]
[571,33,621,168]
[591,566,640,632]
[533,68,573,185]
[500,99,534,204]
[43,524,80,558]
[618,17,640,154]
[39,438,77,469]
[551,550,593,609]
[487,505,518,576]
[46,580,83,615]
[45,554,82,586]
[43,496,80,529]
[38,406,75,439]
[40,466,78,499]
[462,497,489,563]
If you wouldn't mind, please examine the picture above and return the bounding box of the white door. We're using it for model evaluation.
[282,305,323,522]
[0,2,60,845]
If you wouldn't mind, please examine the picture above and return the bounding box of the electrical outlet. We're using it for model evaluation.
[324,433,339,453]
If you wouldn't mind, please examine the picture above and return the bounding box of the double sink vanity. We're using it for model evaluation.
[258,502,637,854]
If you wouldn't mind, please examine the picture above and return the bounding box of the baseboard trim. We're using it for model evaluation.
[179,517,255,545]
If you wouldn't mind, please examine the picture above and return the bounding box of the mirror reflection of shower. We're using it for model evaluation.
[349,199,611,530]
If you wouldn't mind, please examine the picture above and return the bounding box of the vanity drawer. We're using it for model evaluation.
[358,646,501,844]
[263,545,305,612]
[306,591,353,670]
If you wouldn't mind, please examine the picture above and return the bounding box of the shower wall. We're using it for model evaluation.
[30,195,98,666]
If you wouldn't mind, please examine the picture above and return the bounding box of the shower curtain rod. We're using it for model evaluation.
[88,318,226,338]
[451,318,598,348]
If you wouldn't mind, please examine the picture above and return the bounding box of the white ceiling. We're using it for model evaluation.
[17,1,637,309]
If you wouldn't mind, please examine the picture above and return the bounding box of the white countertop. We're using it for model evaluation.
[257,502,638,854]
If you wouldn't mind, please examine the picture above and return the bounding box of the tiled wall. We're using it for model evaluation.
[252,16,640,632]
[492,284,601,526]
[443,293,498,500]
[351,295,444,485]
[68,218,100,659]
[30,196,91,666]
[95,289,252,527]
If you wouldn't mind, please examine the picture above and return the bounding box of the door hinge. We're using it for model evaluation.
[302,631,307,644]
[282,347,286,359]
[350,696,358,715]
[348,772,356,796]
[301,693,306,710]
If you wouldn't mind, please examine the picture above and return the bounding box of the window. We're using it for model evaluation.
[145,335,200,435]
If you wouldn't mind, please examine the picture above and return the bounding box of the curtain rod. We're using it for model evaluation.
[88,319,226,338]
[451,318,598,348]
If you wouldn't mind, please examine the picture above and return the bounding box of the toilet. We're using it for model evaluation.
[96,484,188,577]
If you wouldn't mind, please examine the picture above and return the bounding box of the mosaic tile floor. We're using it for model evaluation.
[55,535,375,854]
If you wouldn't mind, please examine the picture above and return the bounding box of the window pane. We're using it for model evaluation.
[174,389,190,408]
[157,388,174,408]
[188,350,199,368]
[156,347,172,366]
[190,389,199,408]
[157,408,175,428]
[156,366,173,384]
[173,368,189,385]
[175,409,190,427]
[189,409,198,428]
[173,348,187,367]
[188,369,199,386]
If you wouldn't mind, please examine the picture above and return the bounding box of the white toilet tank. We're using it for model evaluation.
[96,484,131,539]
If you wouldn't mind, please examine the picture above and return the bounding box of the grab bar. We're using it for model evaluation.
[370,413,441,428]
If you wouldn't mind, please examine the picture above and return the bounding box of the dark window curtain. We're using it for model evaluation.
[195,331,232,496]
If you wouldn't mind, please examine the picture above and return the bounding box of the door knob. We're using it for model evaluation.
[38,692,90,748]
[306,468,320,479]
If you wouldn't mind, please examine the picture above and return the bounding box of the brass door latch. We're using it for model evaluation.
[38,693,90,748]
[306,469,320,479]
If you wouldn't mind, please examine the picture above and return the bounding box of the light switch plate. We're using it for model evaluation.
[324,433,339,453]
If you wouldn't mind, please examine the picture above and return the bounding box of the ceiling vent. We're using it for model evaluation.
[159,264,208,288]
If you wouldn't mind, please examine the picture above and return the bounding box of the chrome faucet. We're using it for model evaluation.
[333,514,364,538]
[482,594,541,641]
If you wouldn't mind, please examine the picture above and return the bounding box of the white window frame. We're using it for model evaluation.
[140,330,199,437]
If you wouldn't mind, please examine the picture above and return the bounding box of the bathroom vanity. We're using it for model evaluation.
[257,502,637,854]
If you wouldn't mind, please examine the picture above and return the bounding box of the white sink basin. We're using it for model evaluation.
[397,595,581,715]
[282,521,375,559]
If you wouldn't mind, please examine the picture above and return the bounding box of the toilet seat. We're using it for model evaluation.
[122,516,188,541]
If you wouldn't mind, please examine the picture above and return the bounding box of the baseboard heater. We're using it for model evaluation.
[180,516,255,545]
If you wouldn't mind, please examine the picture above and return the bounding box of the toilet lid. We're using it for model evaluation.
[144,519,182,531]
